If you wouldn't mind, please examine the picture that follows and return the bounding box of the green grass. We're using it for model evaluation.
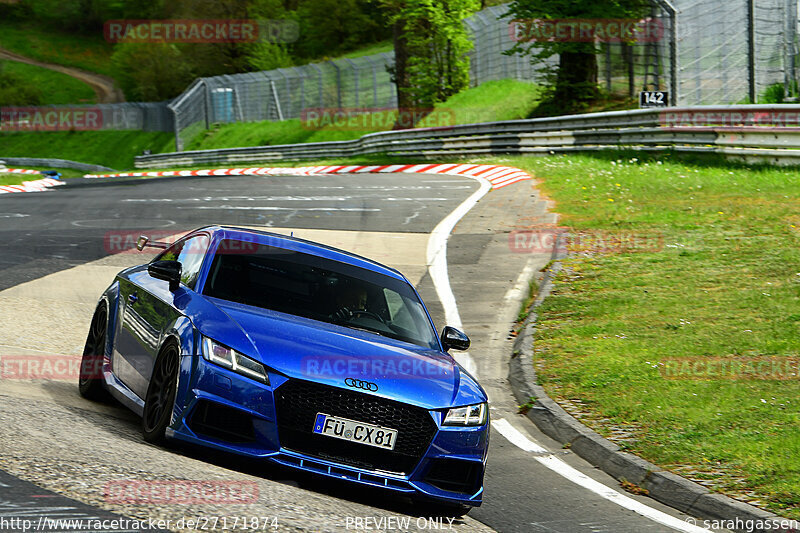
[29,144,798,518]
[186,118,366,151]
[333,40,393,60]
[187,80,543,151]
[0,171,42,186]
[0,130,174,169]
[496,152,800,518]
[0,166,85,185]
[0,20,115,77]
[2,61,96,104]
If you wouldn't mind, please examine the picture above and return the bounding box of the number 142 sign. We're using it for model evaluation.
[640,90,669,108]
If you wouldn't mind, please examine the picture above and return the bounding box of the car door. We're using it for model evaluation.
[113,234,209,399]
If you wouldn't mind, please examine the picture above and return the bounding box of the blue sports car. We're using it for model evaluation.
[79,226,489,511]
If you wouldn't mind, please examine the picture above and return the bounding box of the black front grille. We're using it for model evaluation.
[274,379,437,474]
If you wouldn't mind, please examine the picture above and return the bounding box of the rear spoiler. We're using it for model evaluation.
[136,235,170,251]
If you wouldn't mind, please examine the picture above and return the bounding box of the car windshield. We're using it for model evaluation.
[203,238,439,349]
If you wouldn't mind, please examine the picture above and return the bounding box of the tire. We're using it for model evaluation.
[78,304,109,401]
[142,342,180,444]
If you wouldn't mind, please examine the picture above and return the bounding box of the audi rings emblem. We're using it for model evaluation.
[345,378,378,392]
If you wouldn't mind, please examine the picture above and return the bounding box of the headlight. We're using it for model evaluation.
[443,403,487,426]
[201,337,269,385]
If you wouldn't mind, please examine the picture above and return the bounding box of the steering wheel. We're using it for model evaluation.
[350,309,387,324]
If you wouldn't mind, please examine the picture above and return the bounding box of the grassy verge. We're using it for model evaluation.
[0,20,115,77]
[0,131,174,169]
[494,152,800,518]
[2,61,96,104]
[0,166,85,185]
[334,40,393,60]
[44,149,800,519]
[187,80,543,151]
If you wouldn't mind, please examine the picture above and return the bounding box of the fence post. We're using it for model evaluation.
[747,0,756,103]
[329,60,343,108]
[311,63,323,108]
[202,80,210,130]
[344,58,359,108]
[171,106,181,152]
[372,60,378,107]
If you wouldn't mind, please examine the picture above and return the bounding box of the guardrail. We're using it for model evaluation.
[134,105,800,169]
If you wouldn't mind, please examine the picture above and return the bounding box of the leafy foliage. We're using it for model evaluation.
[380,0,480,117]
[111,43,194,101]
[504,0,650,113]
[0,0,392,101]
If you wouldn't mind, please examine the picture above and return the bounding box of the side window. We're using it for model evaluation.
[157,235,209,289]
[383,288,415,331]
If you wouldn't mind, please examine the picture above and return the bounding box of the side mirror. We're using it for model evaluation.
[148,260,182,291]
[441,326,470,351]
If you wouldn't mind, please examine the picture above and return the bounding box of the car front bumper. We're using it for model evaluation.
[167,356,488,506]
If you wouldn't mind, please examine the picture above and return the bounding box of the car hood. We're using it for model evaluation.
[194,298,486,410]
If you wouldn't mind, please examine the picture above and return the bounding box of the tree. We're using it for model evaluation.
[380,0,480,126]
[504,0,650,113]
[112,42,194,101]
[294,0,385,59]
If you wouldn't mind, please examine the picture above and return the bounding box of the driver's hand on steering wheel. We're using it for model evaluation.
[332,307,354,322]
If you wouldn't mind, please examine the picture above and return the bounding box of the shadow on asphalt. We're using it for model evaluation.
[48,387,472,521]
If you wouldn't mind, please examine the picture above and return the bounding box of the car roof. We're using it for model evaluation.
[196,225,408,282]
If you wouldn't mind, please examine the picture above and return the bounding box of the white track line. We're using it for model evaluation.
[502,257,538,305]
[492,419,713,533]
[426,176,492,378]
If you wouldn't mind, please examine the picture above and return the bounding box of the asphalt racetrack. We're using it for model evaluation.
[0,173,724,533]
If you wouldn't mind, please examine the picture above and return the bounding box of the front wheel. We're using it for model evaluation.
[142,343,180,444]
[78,304,109,401]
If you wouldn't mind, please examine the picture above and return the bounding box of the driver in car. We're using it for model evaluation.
[331,282,369,322]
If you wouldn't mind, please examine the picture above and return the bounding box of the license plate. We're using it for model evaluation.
[312,413,398,450]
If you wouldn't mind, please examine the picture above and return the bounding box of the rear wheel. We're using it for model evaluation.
[78,304,109,401]
[142,342,180,444]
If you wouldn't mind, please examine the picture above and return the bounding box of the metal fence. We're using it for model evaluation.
[148,0,800,148]
[169,5,559,151]
[167,2,684,151]
[673,0,797,106]
[94,102,173,132]
[464,4,548,86]
[134,105,800,169]
[0,102,173,133]
[9,1,791,149]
